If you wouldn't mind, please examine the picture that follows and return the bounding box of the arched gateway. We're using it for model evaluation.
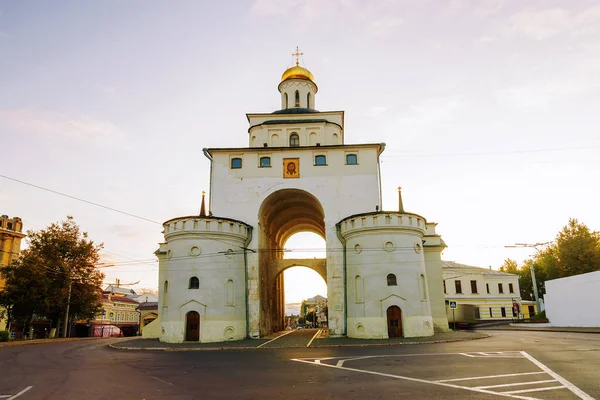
[155,53,450,343]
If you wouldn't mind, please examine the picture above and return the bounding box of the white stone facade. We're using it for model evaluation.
[157,61,449,343]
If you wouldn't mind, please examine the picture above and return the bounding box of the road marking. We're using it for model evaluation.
[501,386,565,395]
[306,329,321,348]
[520,351,594,400]
[7,387,32,400]
[292,358,538,399]
[476,379,557,389]
[256,329,295,348]
[435,371,545,383]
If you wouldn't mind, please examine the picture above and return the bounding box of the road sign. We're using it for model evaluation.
[449,301,457,309]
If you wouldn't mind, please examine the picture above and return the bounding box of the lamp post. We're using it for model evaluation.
[505,242,552,314]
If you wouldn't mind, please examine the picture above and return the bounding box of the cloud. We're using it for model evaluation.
[0,108,124,147]
[496,78,593,109]
[368,16,403,37]
[503,6,600,40]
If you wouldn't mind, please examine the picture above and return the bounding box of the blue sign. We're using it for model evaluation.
[449,301,457,309]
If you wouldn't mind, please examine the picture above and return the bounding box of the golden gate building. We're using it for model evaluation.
[155,58,449,343]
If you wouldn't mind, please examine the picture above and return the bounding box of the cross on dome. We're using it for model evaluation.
[292,46,303,66]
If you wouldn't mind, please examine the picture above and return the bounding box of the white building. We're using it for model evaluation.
[154,55,450,343]
[545,271,600,327]
[442,261,526,321]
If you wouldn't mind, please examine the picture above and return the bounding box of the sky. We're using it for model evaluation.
[1,1,599,302]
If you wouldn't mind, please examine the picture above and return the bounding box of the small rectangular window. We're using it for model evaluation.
[486,283,490,294]
[470,280,478,294]
[231,157,242,169]
[454,280,462,294]
[509,283,514,293]
[489,307,493,317]
[315,155,327,166]
[501,307,506,317]
[259,156,271,167]
[498,283,504,294]
[443,280,446,294]
[346,154,358,165]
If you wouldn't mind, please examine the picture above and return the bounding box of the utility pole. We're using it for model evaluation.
[505,242,552,314]
[62,277,72,338]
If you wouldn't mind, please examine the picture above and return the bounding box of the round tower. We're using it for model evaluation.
[278,48,318,110]
[156,215,251,343]
[339,211,434,339]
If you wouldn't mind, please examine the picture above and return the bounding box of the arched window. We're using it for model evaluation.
[314,155,327,166]
[420,274,427,300]
[307,92,311,108]
[284,92,288,108]
[387,274,397,286]
[289,133,300,147]
[260,156,271,167]
[189,276,200,289]
[346,154,358,165]
[295,90,300,107]
[230,158,242,169]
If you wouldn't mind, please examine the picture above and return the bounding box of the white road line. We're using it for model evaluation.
[7,386,32,400]
[0,395,11,399]
[335,356,374,368]
[306,329,321,348]
[292,359,539,400]
[501,386,565,395]
[256,329,295,348]
[520,351,594,400]
[477,379,557,389]
[435,372,545,383]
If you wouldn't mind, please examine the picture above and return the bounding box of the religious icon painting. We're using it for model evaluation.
[283,158,300,179]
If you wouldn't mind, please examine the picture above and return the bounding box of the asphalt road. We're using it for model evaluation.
[1,330,599,400]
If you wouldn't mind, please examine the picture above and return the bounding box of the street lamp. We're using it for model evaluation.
[505,242,552,314]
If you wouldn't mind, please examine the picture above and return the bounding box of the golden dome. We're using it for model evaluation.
[281,65,315,83]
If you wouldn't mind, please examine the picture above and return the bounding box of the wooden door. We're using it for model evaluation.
[387,306,403,338]
[185,311,200,341]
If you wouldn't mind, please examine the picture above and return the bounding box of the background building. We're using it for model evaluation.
[545,271,600,327]
[441,261,534,324]
[0,215,25,331]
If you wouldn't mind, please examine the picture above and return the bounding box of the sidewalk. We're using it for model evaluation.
[0,336,113,347]
[109,330,489,351]
[498,324,600,334]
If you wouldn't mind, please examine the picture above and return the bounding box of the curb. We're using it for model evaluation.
[108,333,490,352]
[0,336,109,348]
[490,328,600,334]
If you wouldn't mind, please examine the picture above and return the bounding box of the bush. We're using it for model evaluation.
[0,331,9,342]
[531,310,547,320]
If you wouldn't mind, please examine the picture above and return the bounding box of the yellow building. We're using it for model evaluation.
[90,292,140,337]
[442,261,534,324]
[0,215,26,331]
[136,302,158,334]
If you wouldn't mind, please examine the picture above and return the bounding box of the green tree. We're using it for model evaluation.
[0,217,105,334]
[554,218,600,278]
[499,258,519,274]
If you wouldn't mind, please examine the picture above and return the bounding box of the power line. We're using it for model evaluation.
[381,144,600,159]
[0,174,161,224]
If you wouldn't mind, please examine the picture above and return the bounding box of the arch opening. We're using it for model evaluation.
[258,189,326,335]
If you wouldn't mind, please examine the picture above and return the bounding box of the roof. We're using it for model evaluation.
[101,292,140,304]
[104,285,136,296]
[272,107,319,114]
[441,260,516,276]
[136,301,158,310]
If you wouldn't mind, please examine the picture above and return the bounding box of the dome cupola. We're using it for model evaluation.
[278,47,318,110]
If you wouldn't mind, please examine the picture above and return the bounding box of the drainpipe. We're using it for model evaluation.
[335,222,347,336]
[202,148,213,213]
[243,226,254,339]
